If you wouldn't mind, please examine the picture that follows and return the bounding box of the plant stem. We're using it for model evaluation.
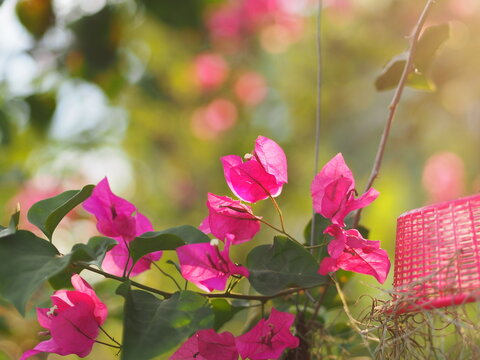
[151,261,182,291]
[78,263,173,298]
[269,195,286,232]
[311,0,323,250]
[257,218,301,245]
[79,262,325,301]
[353,0,436,228]
[99,325,122,347]
[121,236,132,278]
[95,339,122,349]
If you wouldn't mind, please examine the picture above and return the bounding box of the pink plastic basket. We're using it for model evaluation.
[393,194,480,311]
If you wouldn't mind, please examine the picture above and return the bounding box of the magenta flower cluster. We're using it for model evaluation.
[180,135,288,292]
[21,135,390,360]
[170,308,299,360]
[311,153,391,283]
[21,275,107,359]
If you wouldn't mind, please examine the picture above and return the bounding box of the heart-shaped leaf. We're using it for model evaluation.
[117,284,213,360]
[27,184,94,240]
[129,225,211,265]
[0,230,68,314]
[247,236,327,295]
[48,236,118,289]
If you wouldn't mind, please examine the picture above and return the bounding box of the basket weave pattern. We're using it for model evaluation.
[394,194,480,309]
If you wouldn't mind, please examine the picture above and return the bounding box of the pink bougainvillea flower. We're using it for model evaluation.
[176,236,249,292]
[319,226,390,284]
[311,153,379,227]
[170,329,238,360]
[236,308,299,360]
[193,53,229,92]
[222,136,288,203]
[324,224,380,259]
[199,193,260,244]
[83,177,161,277]
[21,275,107,360]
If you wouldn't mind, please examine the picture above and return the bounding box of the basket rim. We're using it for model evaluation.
[397,193,480,219]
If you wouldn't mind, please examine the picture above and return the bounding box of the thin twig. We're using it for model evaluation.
[257,218,301,245]
[353,0,436,227]
[310,0,323,249]
[99,325,122,347]
[151,261,182,291]
[79,263,325,301]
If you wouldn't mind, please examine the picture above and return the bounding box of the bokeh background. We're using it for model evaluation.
[0,0,479,358]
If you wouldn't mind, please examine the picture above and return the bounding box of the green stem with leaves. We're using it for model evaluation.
[353,0,436,227]
[78,262,325,301]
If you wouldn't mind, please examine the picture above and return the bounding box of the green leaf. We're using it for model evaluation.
[375,54,407,91]
[247,236,327,296]
[210,299,247,331]
[0,230,70,314]
[407,71,436,91]
[129,225,210,265]
[0,210,20,238]
[375,24,449,92]
[303,213,330,246]
[416,24,450,72]
[48,236,117,289]
[27,184,94,240]
[117,284,214,360]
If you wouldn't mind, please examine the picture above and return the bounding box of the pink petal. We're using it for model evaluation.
[321,177,352,226]
[199,216,211,234]
[318,257,339,275]
[83,177,137,238]
[344,187,380,216]
[311,154,354,208]
[71,274,108,325]
[177,242,249,292]
[170,333,207,360]
[324,225,346,258]
[102,242,154,277]
[221,155,282,203]
[36,308,52,330]
[203,193,260,244]
[49,301,99,357]
[345,229,380,250]
[197,330,238,360]
[134,211,155,235]
[336,246,391,284]
[20,339,68,360]
[254,136,288,184]
[236,308,299,360]
[221,155,244,200]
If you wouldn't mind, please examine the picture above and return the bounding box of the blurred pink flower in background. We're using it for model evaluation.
[190,98,238,140]
[422,152,465,203]
[193,53,229,92]
[206,2,245,51]
[234,71,267,106]
[448,0,479,18]
[9,177,71,235]
[206,0,304,53]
